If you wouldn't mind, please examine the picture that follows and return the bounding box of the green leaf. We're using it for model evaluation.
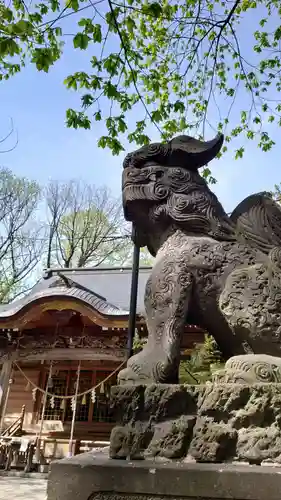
[55,27,62,36]
[151,109,162,122]
[142,2,163,18]
[0,7,13,22]
[66,109,91,129]
[81,94,93,107]
[98,136,107,148]
[68,0,79,11]
[92,24,102,43]
[235,147,245,159]
[39,3,48,15]
[78,18,88,27]
[73,33,90,50]
[64,75,78,90]
[174,100,185,113]
[94,111,102,121]
[126,16,136,33]
[0,38,20,57]
[202,167,211,179]
[13,20,33,35]
[103,81,119,98]
[31,48,58,72]
[117,115,127,133]
[247,130,254,139]
[50,0,59,11]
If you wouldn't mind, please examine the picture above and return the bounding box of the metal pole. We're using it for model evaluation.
[68,361,81,457]
[127,225,140,358]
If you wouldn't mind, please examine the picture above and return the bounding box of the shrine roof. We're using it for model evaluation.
[0,267,151,320]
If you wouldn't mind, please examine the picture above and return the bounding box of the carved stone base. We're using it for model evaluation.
[109,383,281,464]
[212,354,281,383]
[47,451,281,500]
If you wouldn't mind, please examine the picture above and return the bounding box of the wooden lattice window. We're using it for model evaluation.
[41,368,117,423]
[64,371,92,422]
[92,371,117,423]
[43,371,68,421]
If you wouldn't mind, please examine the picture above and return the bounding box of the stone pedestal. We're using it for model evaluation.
[48,383,281,500]
[47,451,281,500]
[109,383,281,464]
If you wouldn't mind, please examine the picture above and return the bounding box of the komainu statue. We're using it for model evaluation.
[119,133,281,385]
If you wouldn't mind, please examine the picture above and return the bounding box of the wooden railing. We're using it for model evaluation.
[1,405,25,438]
[0,435,109,473]
[0,437,36,472]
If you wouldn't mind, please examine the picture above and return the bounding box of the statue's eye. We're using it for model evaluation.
[156,170,163,179]
[149,171,163,181]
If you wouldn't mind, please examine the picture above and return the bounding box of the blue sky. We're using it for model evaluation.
[0,5,281,214]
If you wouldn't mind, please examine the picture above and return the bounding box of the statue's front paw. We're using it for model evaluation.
[212,367,260,384]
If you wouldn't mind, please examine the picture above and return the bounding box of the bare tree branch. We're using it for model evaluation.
[44,179,130,268]
[0,169,41,302]
[0,119,18,154]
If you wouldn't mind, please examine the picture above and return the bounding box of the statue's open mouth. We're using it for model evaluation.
[122,165,169,222]
[122,192,155,222]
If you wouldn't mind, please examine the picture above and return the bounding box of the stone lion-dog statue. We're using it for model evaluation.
[119,134,281,385]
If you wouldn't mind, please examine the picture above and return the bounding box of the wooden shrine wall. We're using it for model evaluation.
[4,365,40,429]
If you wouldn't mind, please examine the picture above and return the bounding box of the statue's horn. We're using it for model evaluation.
[168,133,224,170]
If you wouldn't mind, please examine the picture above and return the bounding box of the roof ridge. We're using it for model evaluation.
[44,266,152,277]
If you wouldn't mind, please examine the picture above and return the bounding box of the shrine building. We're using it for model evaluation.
[0,266,204,465]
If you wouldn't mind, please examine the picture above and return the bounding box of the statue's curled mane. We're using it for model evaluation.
[122,135,281,256]
[126,166,237,242]
[230,192,281,254]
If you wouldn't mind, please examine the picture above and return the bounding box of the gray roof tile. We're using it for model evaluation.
[0,267,151,320]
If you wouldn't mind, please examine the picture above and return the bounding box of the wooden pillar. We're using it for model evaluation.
[68,361,81,457]
[35,361,53,461]
[0,357,13,431]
